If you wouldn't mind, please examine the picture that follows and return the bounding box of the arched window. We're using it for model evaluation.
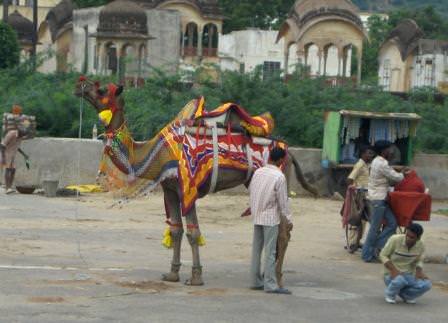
[105,42,118,75]
[305,43,320,76]
[183,22,198,57]
[323,44,338,76]
[202,23,218,57]
[139,44,146,70]
[121,44,138,84]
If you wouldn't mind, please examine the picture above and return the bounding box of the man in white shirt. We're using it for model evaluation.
[249,147,292,294]
[362,141,405,262]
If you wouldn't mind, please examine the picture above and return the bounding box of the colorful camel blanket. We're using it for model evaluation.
[99,98,284,214]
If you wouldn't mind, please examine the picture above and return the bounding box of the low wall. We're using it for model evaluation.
[13,138,103,188]
[6,138,448,199]
[412,154,448,200]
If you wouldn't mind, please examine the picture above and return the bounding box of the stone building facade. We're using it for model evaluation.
[219,29,300,78]
[378,19,448,93]
[277,0,368,84]
[3,0,223,81]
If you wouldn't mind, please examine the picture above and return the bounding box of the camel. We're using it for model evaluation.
[75,76,318,286]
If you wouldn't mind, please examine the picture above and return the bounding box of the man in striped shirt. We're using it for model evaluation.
[380,223,431,304]
[249,147,292,294]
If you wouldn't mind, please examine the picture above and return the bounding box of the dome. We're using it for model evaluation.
[384,19,424,61]
[138,0,223,19]
[97,0,148,38]
[8,10,34,45]
[46,0,74,41]
[290,0,362,28]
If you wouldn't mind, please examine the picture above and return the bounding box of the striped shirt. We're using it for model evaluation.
[249,164,292,226]
[379,234,425,276]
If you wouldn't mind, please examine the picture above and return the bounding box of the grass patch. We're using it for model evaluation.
[436,209,448,216]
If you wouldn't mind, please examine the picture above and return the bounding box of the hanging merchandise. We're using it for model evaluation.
[347,117,361,143]
[341,116,349,144]
[390,120,397,142]
[400,120,409,139]
[341,141,356,163]
[369,119,388,144]
[341,116,361,144]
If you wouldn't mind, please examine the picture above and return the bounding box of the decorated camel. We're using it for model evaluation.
[75,76,318,286]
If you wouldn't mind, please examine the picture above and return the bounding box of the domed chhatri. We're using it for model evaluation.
[290,0,363,28]
[384,19,424,61]
[139,0,223,18]
[97,0,148,38]
[8,10,34,45]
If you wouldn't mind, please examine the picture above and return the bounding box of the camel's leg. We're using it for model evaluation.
[276,216,291,288]
[184,204,204,286]
[161,187,183,283]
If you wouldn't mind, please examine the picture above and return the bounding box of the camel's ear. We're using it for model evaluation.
[115,85,124,97]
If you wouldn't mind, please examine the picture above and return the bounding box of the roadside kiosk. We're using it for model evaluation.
[321,110,421,196]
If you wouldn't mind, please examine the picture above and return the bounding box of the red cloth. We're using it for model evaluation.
[394,170,425,193]
[389,192,431,227]
[389,171,431,227]
[341,186,355,227]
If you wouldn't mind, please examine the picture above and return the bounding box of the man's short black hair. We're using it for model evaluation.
[374,140,392,155]
[269,147,286,162]
[407,223,424,238]
[359,145,374,157]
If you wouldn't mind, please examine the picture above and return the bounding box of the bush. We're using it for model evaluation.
[1,65,448,154]
[0,21,20,69]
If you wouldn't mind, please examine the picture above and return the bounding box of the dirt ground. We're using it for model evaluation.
[0,191,447,323]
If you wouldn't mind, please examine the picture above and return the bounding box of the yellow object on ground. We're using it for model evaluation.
[65,185,104,193]
[162,227,173,249]
[198,235,206,247]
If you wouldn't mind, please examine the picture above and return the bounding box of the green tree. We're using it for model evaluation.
[73,0,107,8]
[361,14,392,81]
[0,21,20,69]
[219,0,295,33]
[388,6,448,40]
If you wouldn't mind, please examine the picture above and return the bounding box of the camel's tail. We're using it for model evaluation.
[288,150,319,197]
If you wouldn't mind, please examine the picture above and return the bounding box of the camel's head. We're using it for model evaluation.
[75,76,125,132]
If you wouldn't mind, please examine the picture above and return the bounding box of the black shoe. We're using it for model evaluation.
[266,288,292,295]
[250,286,264,291]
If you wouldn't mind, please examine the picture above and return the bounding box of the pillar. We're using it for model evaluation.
[357,46,363,86]
[116,42,122,82]
[323,48,328,76]
[284,45,290,78]
[180,23,186,57]
[337,48,343,77]
[342,50,348,77]
[317,49,323,76]
[95,41,102,74]
[197,26,203,59]
[97,41,105,75]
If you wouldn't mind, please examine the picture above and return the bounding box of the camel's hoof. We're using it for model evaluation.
[184,277,204,286]
[162,272,180,282]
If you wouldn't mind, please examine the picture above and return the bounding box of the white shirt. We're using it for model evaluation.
[367,156,404,200]
[249,164,292,226]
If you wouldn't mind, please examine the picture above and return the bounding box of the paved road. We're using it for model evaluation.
[0,193,447,323]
